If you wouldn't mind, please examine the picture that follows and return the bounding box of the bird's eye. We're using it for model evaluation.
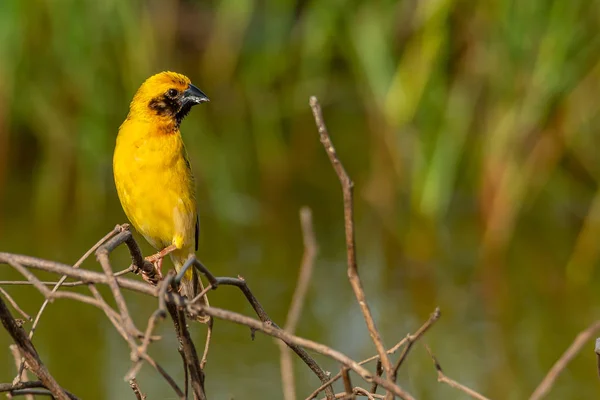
[167,88,178,98]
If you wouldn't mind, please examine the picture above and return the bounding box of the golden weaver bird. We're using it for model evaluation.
[113,71,209,308]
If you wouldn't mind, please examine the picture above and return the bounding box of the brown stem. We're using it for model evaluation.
[129,378,146,400]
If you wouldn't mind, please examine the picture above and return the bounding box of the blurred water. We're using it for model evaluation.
[2,166,599,399]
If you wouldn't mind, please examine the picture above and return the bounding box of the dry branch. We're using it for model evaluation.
[129,378,146,400]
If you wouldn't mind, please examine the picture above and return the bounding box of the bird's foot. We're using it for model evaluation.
[143,244,178,283]
[145,244,177,264]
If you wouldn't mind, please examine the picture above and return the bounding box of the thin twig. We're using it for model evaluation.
[0,268,133,287]
[87,284,134,345]
[353,387,382,399]
[529,320,600,400]
[139,353,185,400]
[0,287,31,321]
[0,381,79,400]
[279,207,322,400]
[96,231,141,359]
[0,253,159,296]
[307,308,440,400]
[426,345,490,400]
[341,367,354,400]
[200,316,213,370]
[9,345,34,400]
[129,378,146,400]
[309,97,394,385]
[391,308,441,381]
[369,360,383,394]
[125,273,173,381]
[8,260,130,329]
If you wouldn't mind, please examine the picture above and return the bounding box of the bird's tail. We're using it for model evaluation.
[171,251,210,323]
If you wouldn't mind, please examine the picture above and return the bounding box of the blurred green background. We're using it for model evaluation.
[2,0,600,398]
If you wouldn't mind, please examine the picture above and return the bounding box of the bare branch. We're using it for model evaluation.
[0,287,31,321]
[391,308,441,381]
[9,345,34,400]
[529,320,600,400]
[0,381,79,400]
[369,360,383,394]
[138,353,185,399]
[200,317,213,370]
[309,96,394,386]
[129,378,146,400]
[96,231,142,358]
[0,268,133,287]
[353,387,382,399]
[425,345,490,400]
[341,367,354,400]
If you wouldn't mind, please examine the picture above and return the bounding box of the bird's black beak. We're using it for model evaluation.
[182,83,209,105]
[176,83,209,123]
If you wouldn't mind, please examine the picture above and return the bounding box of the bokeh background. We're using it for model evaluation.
[2,0,600,398]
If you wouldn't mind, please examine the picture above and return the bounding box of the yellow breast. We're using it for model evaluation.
[113,119,197,253]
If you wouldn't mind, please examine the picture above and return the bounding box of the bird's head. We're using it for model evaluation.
[128,71,209,129]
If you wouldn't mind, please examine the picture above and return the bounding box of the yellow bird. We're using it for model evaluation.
[113,71,209,306]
